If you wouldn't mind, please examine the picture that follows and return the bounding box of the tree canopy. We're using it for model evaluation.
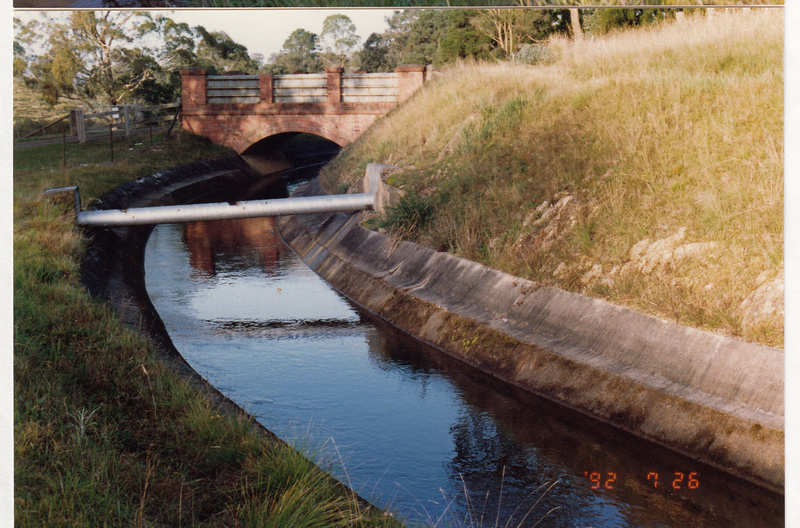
[319,14,360,69]
[13,8,686,108]
[264,28,323,74]
[14,11,261,108]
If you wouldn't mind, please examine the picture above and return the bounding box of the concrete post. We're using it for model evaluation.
[326,67,343,104]
[362,163,399,215]
[260,73,274,104]
[180,69,208,108]
[396,65,426,104]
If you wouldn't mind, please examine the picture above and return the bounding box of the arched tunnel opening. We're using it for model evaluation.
[240,132,341,177]
[237,132,342,201]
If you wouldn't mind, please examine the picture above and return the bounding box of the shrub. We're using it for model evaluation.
[515,44,555,66]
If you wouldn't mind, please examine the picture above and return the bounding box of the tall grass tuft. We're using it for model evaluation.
[382,192,435,240]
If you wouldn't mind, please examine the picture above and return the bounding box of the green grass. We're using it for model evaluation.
[320,9,784,347]
[380,192,436,239]
[13,114,401,526]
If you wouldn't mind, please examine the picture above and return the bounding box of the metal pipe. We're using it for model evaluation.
[76,193,376,227]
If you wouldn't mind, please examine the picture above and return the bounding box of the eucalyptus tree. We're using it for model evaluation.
[17,11,160,106]
[265,28,323,74]
[319,14,360,69]
[357,33,392,72]
[470,9,570,59]
[194,26,261,73]
[15,11,260,108]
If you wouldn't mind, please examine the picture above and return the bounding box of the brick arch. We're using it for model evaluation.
[235,114,380,153]
[179,67,427,155]
[181,111,386,155]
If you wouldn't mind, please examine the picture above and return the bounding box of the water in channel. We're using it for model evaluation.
[143,175,782,528]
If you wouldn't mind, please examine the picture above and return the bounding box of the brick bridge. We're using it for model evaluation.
[179,66,428,154]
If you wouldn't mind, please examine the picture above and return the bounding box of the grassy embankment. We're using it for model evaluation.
[323,9,784,348]
[13,105,400,525]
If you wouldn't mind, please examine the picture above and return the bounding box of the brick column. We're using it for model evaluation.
[259,73,274,104]
[326,67,343,104]
[396,65,426,104]
[180,69,208,108]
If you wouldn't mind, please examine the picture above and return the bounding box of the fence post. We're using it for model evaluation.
[123,105,132,137]
[70,108,86,144]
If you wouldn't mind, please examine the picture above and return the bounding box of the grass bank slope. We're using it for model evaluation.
[322,9,784,348]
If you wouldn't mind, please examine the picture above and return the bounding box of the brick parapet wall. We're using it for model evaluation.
[179,65,427,152]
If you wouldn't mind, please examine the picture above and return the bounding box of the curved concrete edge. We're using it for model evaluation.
[80,157,281,420]
[276,176,785,494]
[77,159,382,512]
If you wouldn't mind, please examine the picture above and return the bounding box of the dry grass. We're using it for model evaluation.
[13,78,75,139]
[322,8,784,347]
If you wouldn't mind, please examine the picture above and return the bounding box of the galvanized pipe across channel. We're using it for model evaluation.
[76,193,376,227]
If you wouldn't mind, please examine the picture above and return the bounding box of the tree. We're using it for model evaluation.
[13,39,27,77]
[379,10,450,67]
[265,28,323,74]
[16,11,156,106]
[319,14,360,69]
[470,9,566,59]
[15,11,260,108]
[151,16,199,72]
[357,33,392,72]
[435,10,493,65]
[570,9,584,40]
[195,26,260,74]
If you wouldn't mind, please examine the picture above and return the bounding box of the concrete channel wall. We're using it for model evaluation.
[276,174,785,493]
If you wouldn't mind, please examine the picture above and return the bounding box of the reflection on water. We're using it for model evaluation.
[144,213,783,528]
[183,217,280,277]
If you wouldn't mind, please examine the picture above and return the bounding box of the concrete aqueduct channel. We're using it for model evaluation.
[80,157,784,498]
